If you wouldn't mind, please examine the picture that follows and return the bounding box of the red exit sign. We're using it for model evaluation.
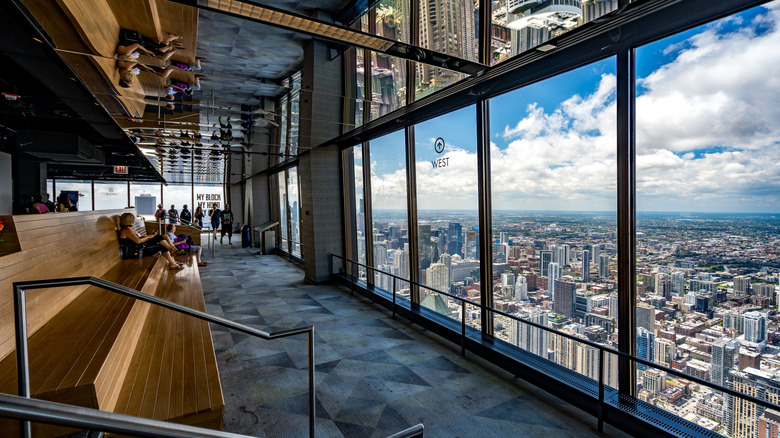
[113,165,129,174]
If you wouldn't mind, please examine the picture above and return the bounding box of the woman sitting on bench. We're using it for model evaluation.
[118,213,184,270]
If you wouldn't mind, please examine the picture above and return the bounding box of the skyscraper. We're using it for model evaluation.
[727,368,780,438]
[636,327,655,370]
[636,303,655,332]
[581,250,590,283]
[514,276,528,302]
[540,250,553,277]
[549,262,561,296]
[553,280,576,317]
[712,338,739,388]
[418,0,476,90]
[655,273,671,300]
[508,309,550,357]
[754,283,776,304]
[744,311,767,343]
[599,253,610,278]
[418,224,433,270]
[734,276,752,295]
[671,271,685,295]
[425,262,450,294]
[447,222,463,256]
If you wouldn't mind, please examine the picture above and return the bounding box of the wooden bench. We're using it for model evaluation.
[0,210,223,435]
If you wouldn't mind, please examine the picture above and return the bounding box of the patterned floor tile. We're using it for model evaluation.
[200,244,629,438]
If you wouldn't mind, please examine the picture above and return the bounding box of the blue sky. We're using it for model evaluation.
[367,2,780,213]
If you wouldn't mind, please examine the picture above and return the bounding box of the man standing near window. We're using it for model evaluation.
[180,204,192,225]
[168,204,179,224]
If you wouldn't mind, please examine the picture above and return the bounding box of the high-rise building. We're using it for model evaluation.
[643,368,667,395]
[654,337,677,367]
[724,311,746,335]
[549,262,561,296]
[418,0,476,90]
[637,303,655,332]
[655,273,672,300]
[582,0,618,23]
[447,222,463,256]
[425,262,450,294]
[744,311,767,343]
[581,250,590,283]
[540,250,553,277]
[599,253,610,278]
[712,338,739,389]
[689,279,717,294]
[734,276,752,295]
[754,283,776,303]
[508,309,550,358]
[608,292,618,319]
[591,244,600,264]
[727,368,780,438]
[636,327,655,370]
[418,224,433,270]
[514,276,528,302]
[671,271,685,295]
[506,0,582,55]
[554,280,576,317]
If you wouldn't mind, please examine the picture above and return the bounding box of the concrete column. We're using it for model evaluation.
[298,38,344,283]
[12,157,45,214]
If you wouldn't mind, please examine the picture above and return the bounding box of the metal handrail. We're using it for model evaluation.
[12,276,315,438]
[330,254,780,429]
[0,393,253,438]
[386,423,424,438]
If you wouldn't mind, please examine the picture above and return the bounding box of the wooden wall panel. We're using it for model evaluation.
[0,209,131,361]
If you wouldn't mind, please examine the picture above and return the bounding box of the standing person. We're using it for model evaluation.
[194,206,204,228]
[209,203,221,239]
[154,204,166,222]
[168,204,179,224]
[180,204,192,225]
[220,204,234,245]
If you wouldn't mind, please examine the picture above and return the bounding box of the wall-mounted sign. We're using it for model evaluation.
[431,137,449,168]
[196,193,222,210]
[434,137,445,154]
[113,165,128,174]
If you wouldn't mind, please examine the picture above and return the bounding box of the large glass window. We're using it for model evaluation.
[355,48,366,128]
[55,180,93,212]
[278,97,288,163]
[489,57,618,387]
[371,52,407,119]
[94,181,128,211]
[131,182,161,217]
[634,3,780,433]
[417,0,478,97]
[277,172,289,249]
[287,168,302,258]
[491,0,617,66]
[370,130,411,300]
[414,106,480,328]
[351,145,368,279]
[163,184,193,222]
[288,73,301,157]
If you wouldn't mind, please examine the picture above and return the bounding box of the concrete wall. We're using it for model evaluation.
[0,152,12,215]
[298,39,345,283]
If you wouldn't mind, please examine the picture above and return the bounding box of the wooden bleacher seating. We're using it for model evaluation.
[0,209,223,436]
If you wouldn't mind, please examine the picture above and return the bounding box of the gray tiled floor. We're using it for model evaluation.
[200,241,629,438]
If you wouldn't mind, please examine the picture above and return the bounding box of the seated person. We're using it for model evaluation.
[117,213,183,269]
[166,224,207,266]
